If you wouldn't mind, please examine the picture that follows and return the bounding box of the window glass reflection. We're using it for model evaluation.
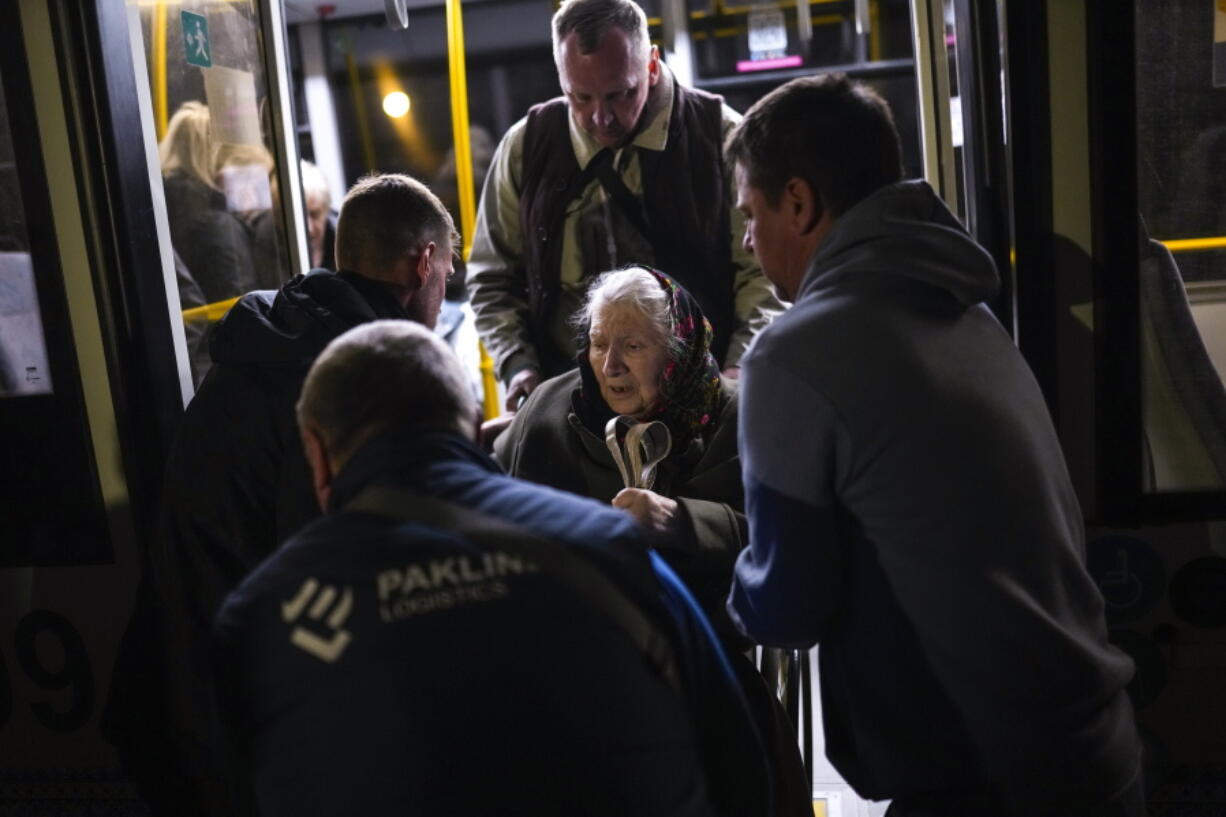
[0,68,52,397]
[130,0,294,386]
[1137,1,1226,492]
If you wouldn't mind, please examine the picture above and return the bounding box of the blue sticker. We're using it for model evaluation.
[1088,535,1166,624]
[1169,557,1226,628]
[1108,629,1167,710]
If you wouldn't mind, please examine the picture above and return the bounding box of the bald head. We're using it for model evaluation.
[297,320,478,469]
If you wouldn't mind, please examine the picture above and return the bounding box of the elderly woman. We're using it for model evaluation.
[498,271,810,813]
[495,267,744,624]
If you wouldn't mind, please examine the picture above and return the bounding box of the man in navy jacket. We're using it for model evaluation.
[212,320,772,816]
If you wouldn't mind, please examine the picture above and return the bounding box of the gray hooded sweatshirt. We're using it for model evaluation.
[728,181,1141,812]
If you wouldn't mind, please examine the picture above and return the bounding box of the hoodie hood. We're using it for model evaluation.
[209,269,410,369]
[798,180,999,308]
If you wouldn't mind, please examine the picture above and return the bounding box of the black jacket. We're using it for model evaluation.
[163,171,258,303]
[105,270,410,817]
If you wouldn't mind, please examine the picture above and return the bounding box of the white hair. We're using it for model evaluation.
[300,159,331,206]
[573,267,680,359]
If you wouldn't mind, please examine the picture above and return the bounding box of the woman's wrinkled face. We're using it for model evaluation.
[588,301,670,418]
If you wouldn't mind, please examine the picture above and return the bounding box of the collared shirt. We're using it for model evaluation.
[468,66,784,382]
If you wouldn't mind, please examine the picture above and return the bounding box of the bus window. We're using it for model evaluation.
[0,72,52,399]
[1136,2,1226,493]
[128,0,298,388]
[0,48,109,566]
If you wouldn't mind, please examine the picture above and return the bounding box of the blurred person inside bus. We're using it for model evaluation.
[301,158,337,271]
[104,173,456,817]
[724,74,1145,816]
[495,266,743,634]
[158,101,257,302]
[211,319,777,817]
[214,141,285,290]
[467,0,782,414]
[251,159,339,289]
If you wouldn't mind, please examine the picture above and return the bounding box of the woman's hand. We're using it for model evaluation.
[505,368,541,412]
[478,414,515,452]
[612,488,678,535]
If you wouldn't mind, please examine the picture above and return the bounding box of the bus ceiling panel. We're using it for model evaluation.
[284,0,508,26]
[319,0,554,68]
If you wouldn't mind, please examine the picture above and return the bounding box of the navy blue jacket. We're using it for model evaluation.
[213,430,772,817]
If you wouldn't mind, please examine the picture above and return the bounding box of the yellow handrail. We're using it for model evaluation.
[1158,236,1226,253]
[152,2,168,140]
[446,0,475,262]
[182,296,239,323]
[446,0,501,420]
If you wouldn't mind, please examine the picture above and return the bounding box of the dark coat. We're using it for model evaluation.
[518,84,735,373]
[212,429,773,817]
[162,171,257,302]
[495,368,746,634]
[104,270,411,817]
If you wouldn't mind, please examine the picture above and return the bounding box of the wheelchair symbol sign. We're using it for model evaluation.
[182,11,212,68]
[1088,535,1165,624]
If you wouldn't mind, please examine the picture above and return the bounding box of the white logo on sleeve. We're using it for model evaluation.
[281,578,354,663]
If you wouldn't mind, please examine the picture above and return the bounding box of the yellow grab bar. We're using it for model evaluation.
[1158,236,1226,253]
[446,0,501,420]
[181,296,239,324]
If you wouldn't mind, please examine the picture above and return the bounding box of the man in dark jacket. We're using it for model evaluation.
[212,320,773,817]
[725,75,1145,816]
[467,0,781,410]
[105,173,456,816]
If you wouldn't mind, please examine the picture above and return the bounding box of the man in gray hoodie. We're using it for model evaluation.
[724,74,1145,816]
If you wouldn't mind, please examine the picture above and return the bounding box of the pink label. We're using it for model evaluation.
[736,55,804,72]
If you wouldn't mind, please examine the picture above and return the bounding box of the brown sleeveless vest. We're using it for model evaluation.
[519,82,735,375]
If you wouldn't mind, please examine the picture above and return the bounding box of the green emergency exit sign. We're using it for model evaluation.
[182,11,212,68]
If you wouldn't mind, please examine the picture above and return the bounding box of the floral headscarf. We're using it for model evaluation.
[575,268,723,445]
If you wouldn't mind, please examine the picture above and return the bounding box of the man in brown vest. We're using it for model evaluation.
[468,0,783,411]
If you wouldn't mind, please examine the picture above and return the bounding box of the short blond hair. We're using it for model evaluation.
[335,173,457,275]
